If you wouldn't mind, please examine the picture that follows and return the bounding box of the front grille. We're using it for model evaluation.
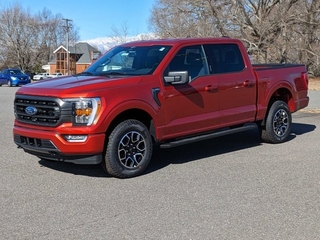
[14,134,56,149]
[14,95,72,127]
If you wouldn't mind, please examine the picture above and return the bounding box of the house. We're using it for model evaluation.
[49,42,101,75]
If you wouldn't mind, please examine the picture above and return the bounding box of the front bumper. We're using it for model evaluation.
[294,96,309,112]
[13,125,105,164]
[12,80,31,86]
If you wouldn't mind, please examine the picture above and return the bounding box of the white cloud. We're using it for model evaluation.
[82,33,158,53]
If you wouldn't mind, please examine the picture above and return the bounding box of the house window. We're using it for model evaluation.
[55,50,68,75]
[93,52,100,60]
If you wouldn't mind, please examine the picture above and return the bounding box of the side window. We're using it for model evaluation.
[165,45,208,82]
[204,44,245,74]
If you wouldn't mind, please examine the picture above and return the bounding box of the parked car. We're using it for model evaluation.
[13,37,309,178]
[24,70,35,80]
[33,72,50,81]
[48,73,64,78]
[0,68,31,87]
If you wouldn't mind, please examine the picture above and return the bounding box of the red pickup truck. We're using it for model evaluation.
[13,37,309,178]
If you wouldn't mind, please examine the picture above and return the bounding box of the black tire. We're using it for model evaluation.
[102,119,153,178]
[7,80,12,87]
[260,100,292,143]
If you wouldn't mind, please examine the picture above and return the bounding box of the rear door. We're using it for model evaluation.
[204,44,257,127]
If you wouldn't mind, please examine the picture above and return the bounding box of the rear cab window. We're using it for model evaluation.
[203,44,245,74]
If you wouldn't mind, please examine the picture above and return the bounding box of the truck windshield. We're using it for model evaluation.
[84,45,171,76]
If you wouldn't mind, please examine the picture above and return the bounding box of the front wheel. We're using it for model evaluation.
[7,80,12,87]
[102,119,153,178]
[260,100,292,143]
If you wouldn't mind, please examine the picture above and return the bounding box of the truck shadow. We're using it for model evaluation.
[38,159,107,177]
[290,122,316,136]
[38,122,316,177]
[145,122,316,175]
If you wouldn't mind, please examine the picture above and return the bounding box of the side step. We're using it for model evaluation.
[160,124,257,148]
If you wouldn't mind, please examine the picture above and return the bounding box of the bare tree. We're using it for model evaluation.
[295,0,320,75]
[109,21,130,45]
[150,0,242,38]
[0,4,37,70]
[149,0,320,75]
[0,3,79,72]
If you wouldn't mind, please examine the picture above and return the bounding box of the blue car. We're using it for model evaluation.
[0,68,31,87]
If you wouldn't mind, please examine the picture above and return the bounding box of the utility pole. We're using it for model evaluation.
[63,18,72,75]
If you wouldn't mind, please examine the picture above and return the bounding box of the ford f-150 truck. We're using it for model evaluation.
[13,37,309,178]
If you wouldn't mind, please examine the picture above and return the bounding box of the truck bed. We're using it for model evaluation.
[252,63,305,71]
[252,63,309,116]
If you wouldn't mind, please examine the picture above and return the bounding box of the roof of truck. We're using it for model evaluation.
[120,37,241,47]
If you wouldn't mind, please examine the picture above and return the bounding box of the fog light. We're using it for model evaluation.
[63,135,88,142]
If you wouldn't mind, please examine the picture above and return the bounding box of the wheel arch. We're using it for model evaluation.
[105,108,157,145]
[269,87,294,110]
[260,87,293,127]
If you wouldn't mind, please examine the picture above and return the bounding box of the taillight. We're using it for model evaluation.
[301,72,309,89]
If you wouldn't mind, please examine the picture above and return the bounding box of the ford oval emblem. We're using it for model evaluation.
[25,106,37,115]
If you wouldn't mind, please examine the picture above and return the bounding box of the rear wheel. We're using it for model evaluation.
[102,119,153,178]
[260,100,292,143]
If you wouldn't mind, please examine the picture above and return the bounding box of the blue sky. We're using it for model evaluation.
[0,0,155,41]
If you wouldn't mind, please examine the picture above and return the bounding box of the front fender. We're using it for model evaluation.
[99,99,162,135]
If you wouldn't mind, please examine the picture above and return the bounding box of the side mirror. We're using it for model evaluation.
[164,71,189,85]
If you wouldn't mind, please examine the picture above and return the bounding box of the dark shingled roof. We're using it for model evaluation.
[69,42,100,64]
[50,42,100,64]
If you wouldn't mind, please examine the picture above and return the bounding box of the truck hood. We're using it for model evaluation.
[16,75,143,97]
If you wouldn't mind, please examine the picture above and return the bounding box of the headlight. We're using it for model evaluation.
[63,97,101,126]
[10,76,18,81]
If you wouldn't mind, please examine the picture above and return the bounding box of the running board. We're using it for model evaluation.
[160,124,257,148]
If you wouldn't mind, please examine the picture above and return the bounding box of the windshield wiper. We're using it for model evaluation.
[96,71,129,77]
[79,71,94,76]
[102,71,127,75]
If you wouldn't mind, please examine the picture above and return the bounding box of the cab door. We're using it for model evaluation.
[160,45,220,139]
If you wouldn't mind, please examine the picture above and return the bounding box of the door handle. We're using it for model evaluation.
[243,80,254,87]
[205,85,218,92]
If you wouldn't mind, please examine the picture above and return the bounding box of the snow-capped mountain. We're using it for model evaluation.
[82,33,158,53]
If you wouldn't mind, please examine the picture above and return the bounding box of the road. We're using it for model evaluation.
[1,86,319,240]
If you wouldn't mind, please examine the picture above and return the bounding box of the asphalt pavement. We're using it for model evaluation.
[307,90,320,109]
[0,86,319,240]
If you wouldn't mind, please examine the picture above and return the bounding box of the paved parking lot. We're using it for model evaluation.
[1,86,319,239]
